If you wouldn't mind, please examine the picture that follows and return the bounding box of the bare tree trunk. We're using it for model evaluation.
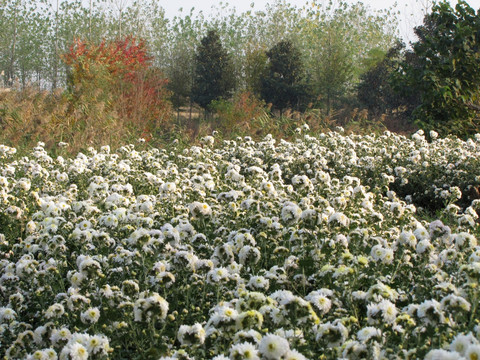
[89,0,93,41]
[21,64,26,88]
[8,0,20,87]
[52,0,59,90]
[189,100,192,121]
[327,91,331,115]
[37,68,41,90]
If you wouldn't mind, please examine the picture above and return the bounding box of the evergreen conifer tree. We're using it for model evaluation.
[192,29,235,112]
[260,39,308,113]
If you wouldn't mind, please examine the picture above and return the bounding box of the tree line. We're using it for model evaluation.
[1,0,480,138]
[0,0,398,112]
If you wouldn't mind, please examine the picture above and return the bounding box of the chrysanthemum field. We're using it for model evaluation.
[1,129,480,360]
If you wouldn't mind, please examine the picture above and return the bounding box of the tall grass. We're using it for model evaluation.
[0,86,414,155]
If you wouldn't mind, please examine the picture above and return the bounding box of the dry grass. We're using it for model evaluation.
[0,87,416,155]
[0,85,174,154]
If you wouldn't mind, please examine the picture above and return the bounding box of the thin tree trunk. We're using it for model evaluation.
[52,0,59,90]
[89,0,92,41]
[189,99,192,121]
[8,0,19,87]
[327,91,331,115]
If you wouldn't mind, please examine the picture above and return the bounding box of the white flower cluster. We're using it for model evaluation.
[0,131,480,359]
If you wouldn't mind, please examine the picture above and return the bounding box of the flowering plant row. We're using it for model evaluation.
[0,128,479,359]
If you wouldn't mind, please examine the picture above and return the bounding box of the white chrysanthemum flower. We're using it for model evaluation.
[469,250,480,263]
[417,299,445,325]
[26,220,37,233]
[414,226,429,240]
[78,257,102,277]
[465,344,480,360]
[233,329,262,345]
[209,305,238,327]
[342,340,368,358]
[281,202,302,223]
[258,334,290,359]
[236,310,264,330]
[261,181,277,195]
[284,349,307,360]
[292,175,312,189]
[161,182,177,193]
[50,327,72,344]
[315,321,348,347]
[399,231,417,248]
[174,250,198,271]
[86,334,110,355]
[56,172,69,182]
[45,303,65,319]
[371,245,385,262]
[333,264,353,278]
[177,323,206,345]
[211,355,229,360]
[441,294,471,312]
[382,248,394,264]
[450,333,478,356]
[0,176,9,188]
[67,342,88,360]
[305,291,332,314]
[33,325,48,345]
[27,350,47,360]
[189,201,212,217]
[0,307,16,322]
[454,232,477,251]
[80,307,100,324]
[357,326,381,343]
[134,292,169,322]
[44,348,57,360]
[378,299,397,324]
[316,171,331,184]
[367,303,381,325]
[425,349,462,360]
[207,267,230,284]
[416,239,433,255]
[229,341,259,360]
[77,220,92,230]
[247,275,269,290]
[328,212,349,227]
[270,290,296,306]
[101,214,118,228]
[239,246,261,266]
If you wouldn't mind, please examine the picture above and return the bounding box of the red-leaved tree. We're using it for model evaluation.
[62,36,171,142]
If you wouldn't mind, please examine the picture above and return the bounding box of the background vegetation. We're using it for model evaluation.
[0,0,479,153]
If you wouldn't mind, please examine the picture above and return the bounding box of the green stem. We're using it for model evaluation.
[469,285,478,327]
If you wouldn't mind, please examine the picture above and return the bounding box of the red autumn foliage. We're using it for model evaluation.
[62,36,172,137]
[62,36,150,83]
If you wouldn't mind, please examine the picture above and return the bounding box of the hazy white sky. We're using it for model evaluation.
[160,0,480,43]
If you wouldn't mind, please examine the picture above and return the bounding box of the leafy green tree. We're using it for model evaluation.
[0,0,47,87]
[260,39,308,113]
[167,44,194,115]
[301,1,398,114]
[0,0,400,103]
[244,45,268,96]
[191,29,235,112]
[394,0,480,137]
[313,28,353,114]
[56,1,102,83]
[357,41,421,117]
